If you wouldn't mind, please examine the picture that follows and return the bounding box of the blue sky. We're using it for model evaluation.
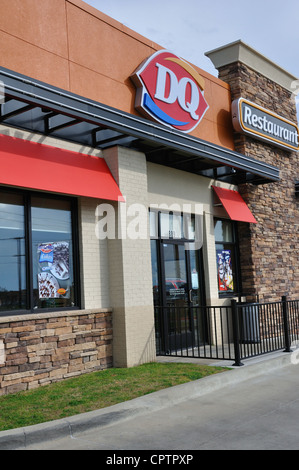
[83,0,299,114]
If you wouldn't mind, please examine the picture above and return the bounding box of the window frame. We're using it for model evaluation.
[0,186,81,316]
[214,217,242,298]
[150,209,206,307]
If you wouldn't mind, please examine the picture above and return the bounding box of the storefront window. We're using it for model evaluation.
[149,210,158,239]
[160,212,183,239]
[0,189,79,314]
[150,210,205,308]
[31,197,75,310]
[214,218,240,295]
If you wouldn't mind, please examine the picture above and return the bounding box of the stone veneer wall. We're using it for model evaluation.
[218,62,299,301]
[0,309,112,395]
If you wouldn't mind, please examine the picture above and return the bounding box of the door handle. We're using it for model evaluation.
[189,289,193,303]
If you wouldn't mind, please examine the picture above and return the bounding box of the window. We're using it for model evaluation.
[0,188,80,314]
[0,192,26,311]
[214,218,241,296]
[150,210,205,308]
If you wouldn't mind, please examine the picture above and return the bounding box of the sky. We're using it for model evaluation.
[83,0,299,114]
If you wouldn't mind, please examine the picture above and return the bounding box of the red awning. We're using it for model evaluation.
[212,186,257,223]
[0,134,124,201]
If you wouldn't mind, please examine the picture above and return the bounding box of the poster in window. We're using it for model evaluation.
[217,250,234,292]
[37,242,70,299]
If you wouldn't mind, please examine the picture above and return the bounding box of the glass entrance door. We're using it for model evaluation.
[150,210,206,354]
[162,243,202,307]
[163,243,188,308]
[161,241,205,352]
[152,243,206,354]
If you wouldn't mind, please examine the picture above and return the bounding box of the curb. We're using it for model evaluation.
[0,352,293,450]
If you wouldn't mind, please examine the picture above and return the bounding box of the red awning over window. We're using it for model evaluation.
[0,134,124,201]
[212,186,257,224]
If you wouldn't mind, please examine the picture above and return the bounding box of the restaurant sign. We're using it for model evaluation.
[131,50,209,133]
[232,98,299,152]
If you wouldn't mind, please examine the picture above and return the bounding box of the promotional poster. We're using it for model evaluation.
[217,250,234,292]
[37,242,70,299]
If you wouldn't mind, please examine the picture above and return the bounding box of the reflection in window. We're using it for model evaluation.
[149,211,158,239]
[214,219,233,243]
[151,211,196,241]
[151,240,159,306]
[160,212,183,239]
[0,193,26,311]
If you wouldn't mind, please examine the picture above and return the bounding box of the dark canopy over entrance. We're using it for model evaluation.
[0,66,279,186]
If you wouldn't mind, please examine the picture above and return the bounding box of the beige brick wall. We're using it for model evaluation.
[103,146,156,367]
[0,125,103,157]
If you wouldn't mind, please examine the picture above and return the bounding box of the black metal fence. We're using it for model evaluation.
[155,296,299,365]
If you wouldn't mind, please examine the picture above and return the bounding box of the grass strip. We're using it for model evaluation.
[0,362,228,431]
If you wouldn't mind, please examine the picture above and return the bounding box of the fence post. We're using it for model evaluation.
[282,296,292,353]
[231,299,244,366]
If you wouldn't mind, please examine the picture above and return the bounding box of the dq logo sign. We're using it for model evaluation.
[131,50,209,133]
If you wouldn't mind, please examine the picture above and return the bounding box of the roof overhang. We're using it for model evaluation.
[0,66,280,185]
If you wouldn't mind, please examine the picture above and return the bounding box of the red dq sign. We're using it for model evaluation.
[131,50,209,133]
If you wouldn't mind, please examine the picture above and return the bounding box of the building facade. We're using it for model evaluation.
[0,0,298,394]
[206,42,299,301]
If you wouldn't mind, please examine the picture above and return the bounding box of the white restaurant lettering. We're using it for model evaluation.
[243,105,299,145]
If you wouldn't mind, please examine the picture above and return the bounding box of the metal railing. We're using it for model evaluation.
[155,304,235,361]
[155,296,299,365]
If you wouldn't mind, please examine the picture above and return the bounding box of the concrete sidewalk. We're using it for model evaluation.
[0,351,297,450]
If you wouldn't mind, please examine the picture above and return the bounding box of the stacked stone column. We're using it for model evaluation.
[206,41,299,301]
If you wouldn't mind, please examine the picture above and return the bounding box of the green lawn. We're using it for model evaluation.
[0,362,228,431]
